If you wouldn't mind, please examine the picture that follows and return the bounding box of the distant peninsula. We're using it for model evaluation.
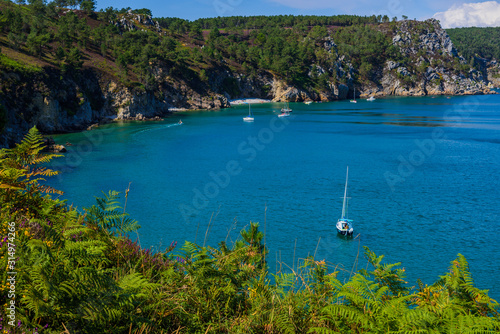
[0,2,499,146]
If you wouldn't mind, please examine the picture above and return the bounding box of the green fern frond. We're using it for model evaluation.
[31,153,63,165]
[307,327,341,334]
[62,225,91,238]
[0,126,63,199]
[85,190,140,235]
[323,304,372,328]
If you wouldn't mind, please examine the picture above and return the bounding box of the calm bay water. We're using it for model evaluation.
[47,94,500,299]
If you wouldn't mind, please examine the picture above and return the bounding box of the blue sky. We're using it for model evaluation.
[95,0,500,28]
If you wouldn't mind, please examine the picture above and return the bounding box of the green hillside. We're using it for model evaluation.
[0,1,480,95]
[447,26,500,62]
[0,2,399,88]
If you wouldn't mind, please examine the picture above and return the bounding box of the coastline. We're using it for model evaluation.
[4,90,496,149]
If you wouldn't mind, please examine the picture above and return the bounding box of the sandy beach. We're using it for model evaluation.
[229,98,272,105]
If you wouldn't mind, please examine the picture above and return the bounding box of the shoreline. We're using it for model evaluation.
[34,90,500,149]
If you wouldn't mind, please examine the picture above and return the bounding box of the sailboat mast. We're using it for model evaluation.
[341,167,349,219]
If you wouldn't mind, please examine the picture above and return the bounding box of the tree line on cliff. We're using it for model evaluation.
[0,127,499,333]
[447,27,500,63]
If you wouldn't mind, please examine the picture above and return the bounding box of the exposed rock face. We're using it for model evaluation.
[323,37,337,53]
[48,144,67,153]
[361,19,493,98]
[104,85,168,120]
[112,11,162,33]
[487,60,500,87]
[271,80,309,102]
[0,69,107,146]
[393,19,458,58]
[42,137,66,153]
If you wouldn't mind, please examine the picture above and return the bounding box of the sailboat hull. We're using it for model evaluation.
[336,220,353,236]
[337,229,354,236]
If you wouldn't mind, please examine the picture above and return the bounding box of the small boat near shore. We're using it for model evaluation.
[278,102,292,117]
[281,102,292,113]
[243,103,254,122]
[367,96,376,101]
[350,88,357,103]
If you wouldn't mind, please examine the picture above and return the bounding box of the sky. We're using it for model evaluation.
[95,0,500,28]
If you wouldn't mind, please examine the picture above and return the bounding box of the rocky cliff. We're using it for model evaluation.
[373,19,490,97]
[0,64,230,146]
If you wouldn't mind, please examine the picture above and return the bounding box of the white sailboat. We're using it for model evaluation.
[281,101,292,113]
[336,167,354,236]
[350,87,357,103]
[243,103,254,122]
[279,101,292,117]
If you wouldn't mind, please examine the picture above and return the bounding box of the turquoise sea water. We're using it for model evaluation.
[47,94,500,299]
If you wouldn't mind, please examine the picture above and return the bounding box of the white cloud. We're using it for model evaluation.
[433,1,500,28]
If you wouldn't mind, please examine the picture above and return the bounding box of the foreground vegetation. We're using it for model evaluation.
[0,128,499,333]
